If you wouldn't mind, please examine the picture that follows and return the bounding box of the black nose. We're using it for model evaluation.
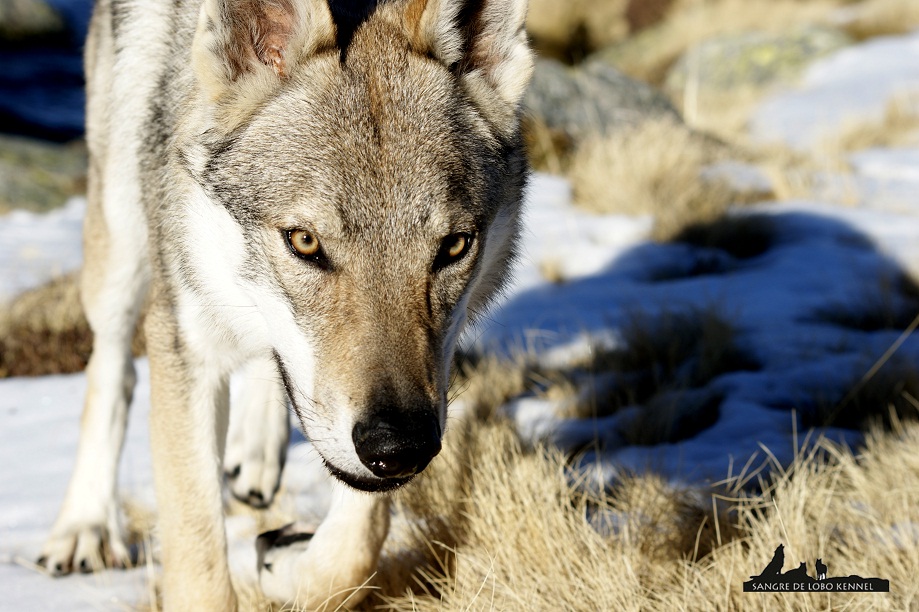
[352,409,442,480]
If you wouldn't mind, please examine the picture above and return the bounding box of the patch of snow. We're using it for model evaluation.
[701,161,774,196]
[0,197,85,302]
[751,30,919,149]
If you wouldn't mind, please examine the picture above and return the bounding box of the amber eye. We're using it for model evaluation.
[285,229,329,268]
[434,232,474,270]
[289,229,320,256]
[447,234,467,257]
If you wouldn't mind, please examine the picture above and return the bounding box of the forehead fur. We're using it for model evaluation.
[206,12,504,236]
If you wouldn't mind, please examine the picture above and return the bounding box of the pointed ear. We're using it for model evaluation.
[404,0,533,127]
[192,0,336,100]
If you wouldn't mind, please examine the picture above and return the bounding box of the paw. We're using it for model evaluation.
[256,523,317,603]
[256,486,389,609]
[257,522,375,609]
[225,358,290,509]
[37,523,130,576]
[225,444,286,509]
[256,522,316,574]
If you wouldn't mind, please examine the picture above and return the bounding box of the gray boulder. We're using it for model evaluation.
[524,57,681,144]
[664,26,853,97]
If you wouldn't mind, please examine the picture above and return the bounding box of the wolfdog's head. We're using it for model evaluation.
[182,0,532,491]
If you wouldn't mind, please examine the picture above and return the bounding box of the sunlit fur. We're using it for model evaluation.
[39,0,532,609]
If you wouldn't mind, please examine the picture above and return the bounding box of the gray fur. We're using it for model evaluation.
[40,0,532,608]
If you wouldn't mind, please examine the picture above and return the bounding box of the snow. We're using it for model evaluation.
[3,27,919,610]
[751,29,919,149]
[0,364,151,610]
[0,197,85,302]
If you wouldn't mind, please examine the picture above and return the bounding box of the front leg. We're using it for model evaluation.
[225,355,290,508]
[146,300,237,611]
[258,481,391,610]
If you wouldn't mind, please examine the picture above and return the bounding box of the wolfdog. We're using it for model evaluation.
[36,0,532,608]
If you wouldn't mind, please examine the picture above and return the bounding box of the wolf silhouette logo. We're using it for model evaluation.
[743,544,889,593]
[816,558,828,580]
[754,544,785,578]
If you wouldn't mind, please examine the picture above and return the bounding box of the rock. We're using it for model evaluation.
[524,58,681,145]
[664,26,853,98]
[0,0,66,41]
[0,135,86,214]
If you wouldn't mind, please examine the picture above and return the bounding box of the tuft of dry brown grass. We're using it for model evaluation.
[825,92,919,153]
[568,118,738,240]
[371,421,736,611]
[526,0,663,63]
[0,273,92,377]
[520,114,572,175]
[838,0,919,40]
[0,273,145,377]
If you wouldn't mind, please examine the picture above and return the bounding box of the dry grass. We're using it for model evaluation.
[366,413,919,611]
[0,273,92,377]
[0,273,145,377]
[839,0,919,40]
[521,114,572,175]
[826,92,919,153]
[569,118,738,240]
[370,421,737,611]
[526,0,679,63]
